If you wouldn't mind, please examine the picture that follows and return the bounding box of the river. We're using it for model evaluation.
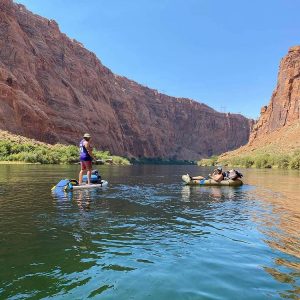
[0,165,299,299]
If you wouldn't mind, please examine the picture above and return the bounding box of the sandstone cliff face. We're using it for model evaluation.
[0,0,251,159]
[220,47,300,161]
[250,46,300,143]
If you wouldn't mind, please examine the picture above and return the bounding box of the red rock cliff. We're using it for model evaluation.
[219,47,300,161]
[250,46,300,143]
[0,0,252,159]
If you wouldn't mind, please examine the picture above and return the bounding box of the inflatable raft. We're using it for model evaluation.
[182,175,243,186]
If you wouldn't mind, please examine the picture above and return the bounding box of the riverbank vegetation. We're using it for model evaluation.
[0,131,130,165]
[131,157,196,165]
[198,151,300,170]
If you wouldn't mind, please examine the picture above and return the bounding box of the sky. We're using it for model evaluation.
[14,0,300,119]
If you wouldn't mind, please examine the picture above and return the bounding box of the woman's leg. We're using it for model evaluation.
[86,161,92,185]
[79,161,86,185]
[191,176,205,180]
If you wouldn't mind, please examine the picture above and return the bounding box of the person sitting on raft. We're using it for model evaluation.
[189,166,224,183]
[79,133,95,185]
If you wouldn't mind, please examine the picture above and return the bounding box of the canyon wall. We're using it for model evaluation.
[220,46,300,160]
[250,46,300,144]
[0,0,252,159]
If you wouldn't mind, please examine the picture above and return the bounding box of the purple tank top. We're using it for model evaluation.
[79,139,92,161]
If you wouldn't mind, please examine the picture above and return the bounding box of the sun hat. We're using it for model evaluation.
[83,133,91,138]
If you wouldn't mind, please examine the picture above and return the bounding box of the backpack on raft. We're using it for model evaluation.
[224,170,243,180]
[82,169,102,184]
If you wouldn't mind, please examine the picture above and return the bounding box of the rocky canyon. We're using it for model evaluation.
[220,46,300,161]
[0,0,252,160]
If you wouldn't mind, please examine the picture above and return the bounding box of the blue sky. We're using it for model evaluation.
[15,0,300,119]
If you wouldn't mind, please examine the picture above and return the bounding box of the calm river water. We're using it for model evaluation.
[0,165,299,299]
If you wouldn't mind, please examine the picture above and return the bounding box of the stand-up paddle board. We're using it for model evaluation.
[71,180,108,190]
[52,179,108,192]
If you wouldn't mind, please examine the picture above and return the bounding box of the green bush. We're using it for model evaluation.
[0,141,11,157]
[0,140,129,165]
[94,150,111,160]
[254,154,271,168]
[274,155,290,169]
[111,155,130,165]
[6,152,25,162]
[217,151,300,170]
[239,156,254,168]
[23,152,38,163]
[10,143,36,154]
[198,155,218,166]
[289,152,300,169]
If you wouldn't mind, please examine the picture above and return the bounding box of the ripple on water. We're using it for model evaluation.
[0,165,299,299]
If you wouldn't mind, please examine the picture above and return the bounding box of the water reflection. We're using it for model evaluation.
[239,171,300,299]
[180,179,300,298]
[181,184,244,202]
[0,165,299,299]
[52,187,109,212]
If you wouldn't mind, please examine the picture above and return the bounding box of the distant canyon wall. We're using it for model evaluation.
[250,46,300,144]
[0,0,252,159]
[220,46,300,160]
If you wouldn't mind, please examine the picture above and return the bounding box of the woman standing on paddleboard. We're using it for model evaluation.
[79,133,94,185]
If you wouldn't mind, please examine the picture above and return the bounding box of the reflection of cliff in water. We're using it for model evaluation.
[181,172,300,298]
[0,164,299,299]
[244,169,300,255]
[238,169,300,296]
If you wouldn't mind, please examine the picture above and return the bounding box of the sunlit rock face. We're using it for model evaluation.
[0,0,252,159]
[219,47,300,161]
[250,46,300,143]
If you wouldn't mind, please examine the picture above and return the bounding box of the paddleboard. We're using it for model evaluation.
[71,180,108,190]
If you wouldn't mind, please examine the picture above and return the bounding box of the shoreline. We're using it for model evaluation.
[0,161,40,165]
[0,130,130,166]
[0,161,128,166]
[198,151,300,170]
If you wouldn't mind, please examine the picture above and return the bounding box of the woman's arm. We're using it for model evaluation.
[84,141,94,159]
